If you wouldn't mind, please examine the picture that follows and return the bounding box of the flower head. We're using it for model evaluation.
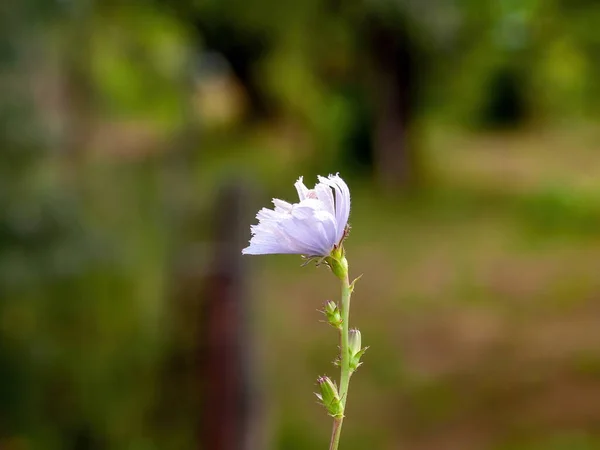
[242,174,351,256]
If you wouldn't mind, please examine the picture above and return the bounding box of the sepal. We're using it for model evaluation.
[349,274,363,293]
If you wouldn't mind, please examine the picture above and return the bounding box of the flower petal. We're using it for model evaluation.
[295,176,310,201]
[318,174,351,242]
[242,242,299,255]
[315,181,335,218]
[244,221,304,254]
[281,204,332,255]
[272,198,293,213]
[313,210,338,249]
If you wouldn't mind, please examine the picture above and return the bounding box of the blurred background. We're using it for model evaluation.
[1,0,600,449]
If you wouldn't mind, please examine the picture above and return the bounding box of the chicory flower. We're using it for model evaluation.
[242,174,351,257]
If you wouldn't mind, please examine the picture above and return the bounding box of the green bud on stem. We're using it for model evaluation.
[315,376,344,418]
[348,329,361,355]
[348,328,368,372]
[322,300,343,329]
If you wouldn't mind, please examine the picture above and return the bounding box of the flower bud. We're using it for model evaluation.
[348,328,368,372]
[322,300,342,329]
[315,376,343,417]
[349,328,361,355]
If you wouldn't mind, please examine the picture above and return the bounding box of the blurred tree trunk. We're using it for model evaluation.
[200,182,262,450]
[162,181,262,450]
[366,18,423,191]
[62,1,95,168]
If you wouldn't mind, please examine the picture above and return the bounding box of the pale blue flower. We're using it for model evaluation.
[242,174,351,256]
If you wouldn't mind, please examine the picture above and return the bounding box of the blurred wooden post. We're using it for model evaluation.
[200,181,262,450]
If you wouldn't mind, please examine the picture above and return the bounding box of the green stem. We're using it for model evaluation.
[329,265,351,450]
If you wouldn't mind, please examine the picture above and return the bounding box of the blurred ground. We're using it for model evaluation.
[253,126,600,450]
